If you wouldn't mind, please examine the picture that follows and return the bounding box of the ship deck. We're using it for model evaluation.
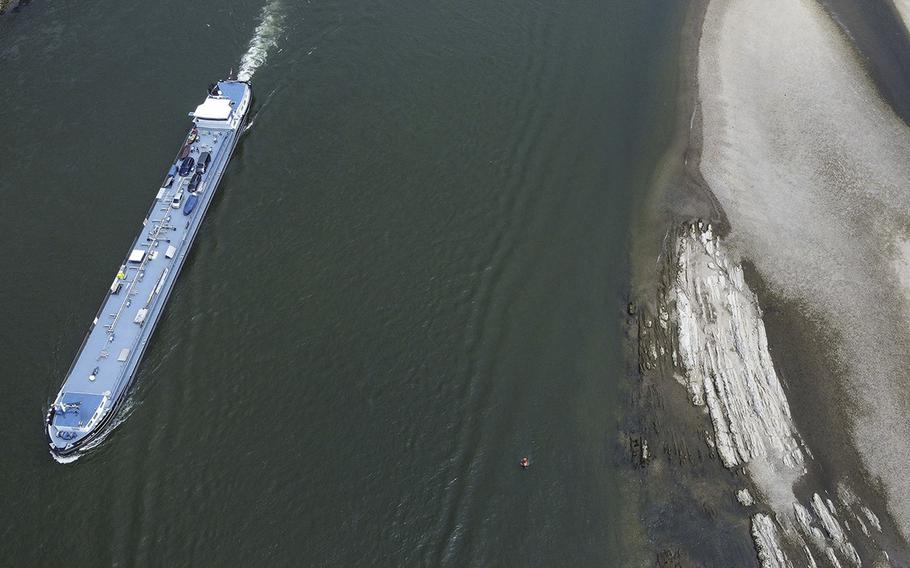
[47,80,250,454]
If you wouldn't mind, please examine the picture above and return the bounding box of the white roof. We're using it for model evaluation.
[193,97,232,120]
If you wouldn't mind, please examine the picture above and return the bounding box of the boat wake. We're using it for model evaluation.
[243,87,278,134]
[237,0,285,82]
[50,451,80,465]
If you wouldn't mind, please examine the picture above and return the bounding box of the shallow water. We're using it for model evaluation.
[0,0,686,564]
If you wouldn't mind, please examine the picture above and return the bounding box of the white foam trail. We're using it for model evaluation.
[79,396,138,452]
[51,451,81,465]
[237,0,285,82]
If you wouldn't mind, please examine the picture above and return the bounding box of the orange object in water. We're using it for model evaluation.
[520,457,529,469]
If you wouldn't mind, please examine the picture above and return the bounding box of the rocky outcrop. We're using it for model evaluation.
[737,489,755,507]
[674,222,804,471]
[752,514,792,568]
[666,223,887,567]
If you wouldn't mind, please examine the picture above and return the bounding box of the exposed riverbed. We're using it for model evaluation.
[628,0,910,565]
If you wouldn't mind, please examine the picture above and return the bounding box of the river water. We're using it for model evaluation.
[0,0,685,563]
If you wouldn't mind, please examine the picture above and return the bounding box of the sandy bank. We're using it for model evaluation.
[893,0,910,31]
[698,0,910,545]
